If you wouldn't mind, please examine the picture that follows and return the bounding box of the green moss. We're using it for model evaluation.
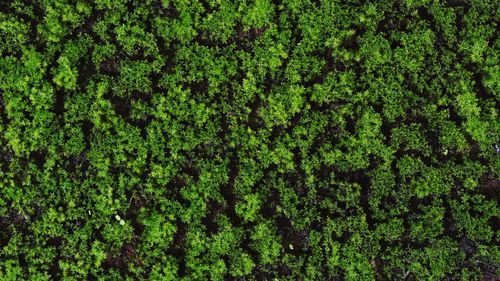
[0,0,498,280]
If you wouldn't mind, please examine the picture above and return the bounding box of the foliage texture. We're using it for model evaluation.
[0,0,499,280]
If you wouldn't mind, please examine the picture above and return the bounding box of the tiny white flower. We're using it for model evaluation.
[115,215,121,221]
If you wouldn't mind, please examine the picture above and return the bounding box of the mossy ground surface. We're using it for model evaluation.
[0,0,499,280]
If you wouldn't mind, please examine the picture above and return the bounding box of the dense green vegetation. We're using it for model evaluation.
[0,0,499,280]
